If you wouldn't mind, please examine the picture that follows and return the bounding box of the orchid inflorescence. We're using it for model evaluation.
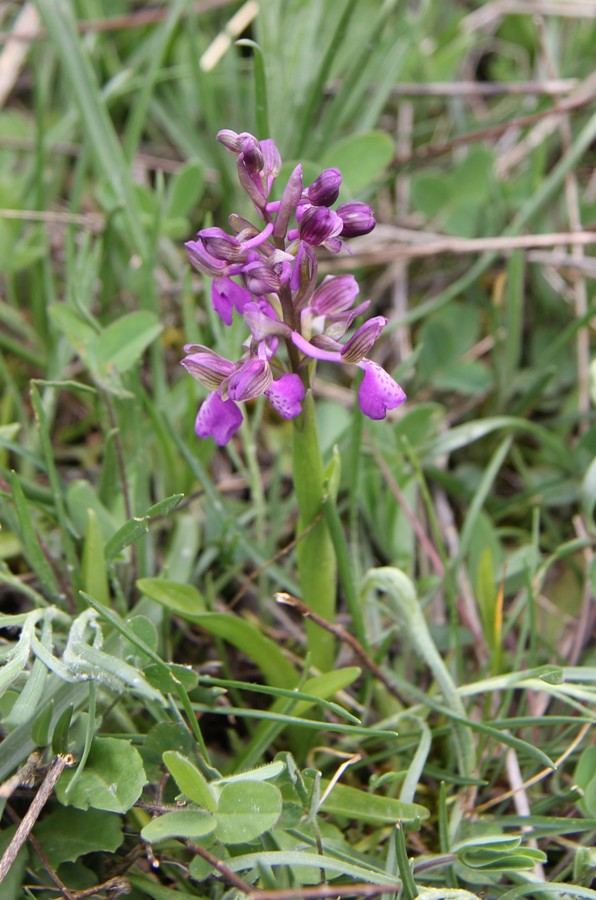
[181,130,406,445]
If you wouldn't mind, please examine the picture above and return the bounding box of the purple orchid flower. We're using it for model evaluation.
[182,130,406,444]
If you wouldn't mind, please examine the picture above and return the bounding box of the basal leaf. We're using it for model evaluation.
[320,780,429,825]
[163,751,217,811]
[214,780,282,844]
[56,737,146,813]
[141,809,216,843]
[33,807,123,867]
[95,311,162,374]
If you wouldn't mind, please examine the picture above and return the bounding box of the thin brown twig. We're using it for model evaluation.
[0,0,234,43]
[392,93,595,165]
[0,754,75,884]
[366,440,445,577]
[186,840,254,893]
[389,79,578,96]
[275,592,408,705]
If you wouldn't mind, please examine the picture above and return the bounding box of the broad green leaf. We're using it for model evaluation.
[137,601,296,689]
[95,311,162,374]
[166,161,205,219]
[320,131,394,195]
[56,737,146,813]
[141,809,216,843]
[48,303,99,369]
[137,577,206,617]
[225,850,400,885]
[320,780,428,825]
[33,807,123,867]
[214,780,282,844]
[163,751,217,811]
[144,662,199,693]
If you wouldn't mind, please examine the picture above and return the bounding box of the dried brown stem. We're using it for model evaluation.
[275,592,408,705]
[0,754,75,884]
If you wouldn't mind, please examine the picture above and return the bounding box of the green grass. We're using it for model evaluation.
[1,1,595,898]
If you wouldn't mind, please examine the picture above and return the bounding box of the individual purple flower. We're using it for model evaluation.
[290,329,406,421]
[185,238,230,277]
[307,168,342,207]
[336,201,376,237]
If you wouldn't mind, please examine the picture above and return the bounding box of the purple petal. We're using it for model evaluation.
[291,330,343,363]
[265,374,305,419]
[311,275,359,316]
[307,167,342,207]
[212,277,252,326]
[298,206,343,247]
[185,240,228,277]
[357,360,406,420]
[274,164,303,241]
[227,356,272,402]
[340,316,387,363]
[336,201,376,237]
[181,345,235,389]
[198,227,244,262]
[195,391,243,445]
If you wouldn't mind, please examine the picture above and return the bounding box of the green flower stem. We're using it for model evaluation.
[292,391,337,672]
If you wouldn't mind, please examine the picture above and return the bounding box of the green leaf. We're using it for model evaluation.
[166,161,205,219]
[129,873,206,900]
[214,780,282,844]
[33,807,123,867]
[95,311,162,374]
[52,704,74,755]
[141,809,216,844]
[82,508,109,607]
[320,781,429,825]
[163,751,217,811]
[575,746,596,817]
[137,577,206,616]
[137,592,296,688]
[48,303,99,370]
[56,737,146,813]
[320,131,394,196]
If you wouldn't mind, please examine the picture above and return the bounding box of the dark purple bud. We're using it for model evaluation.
[336,202,376,237]
[216,129,241,152]
[298,206,343,246]
[198,227,244,262]
[307,167,342,207]
[238,133,265,174]
[340,316,387,363]
[242,261,281,295]
[274,165,303,241]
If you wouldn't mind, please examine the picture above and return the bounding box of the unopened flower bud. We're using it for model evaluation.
[238,133,265,174]
[336,202,376,237]
[307,168,342,207]
[298,206,343,246]
[216,129,241,152]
